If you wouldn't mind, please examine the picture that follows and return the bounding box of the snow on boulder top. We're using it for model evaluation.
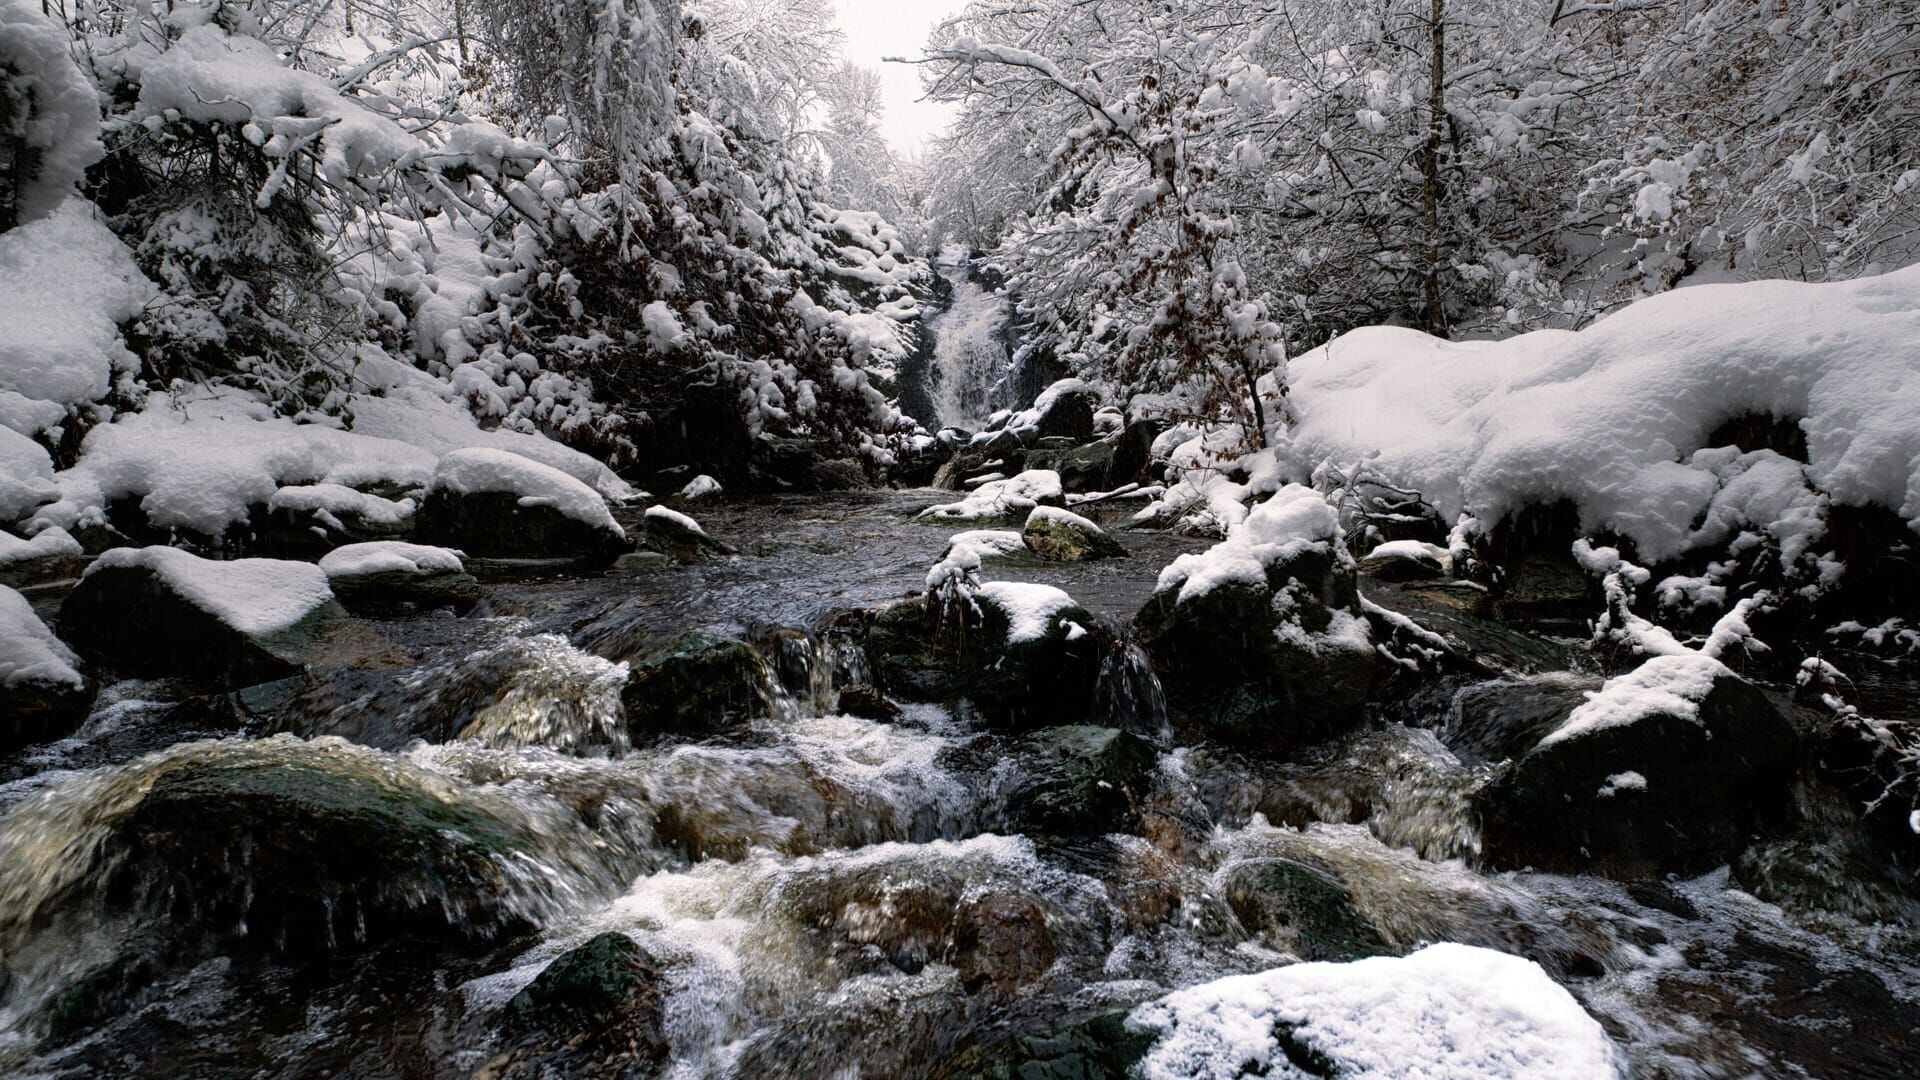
[268,484,416,529]
[429,447,623,537]
[679,475,723,499]
[643,504,712,537]
[1128,942,1621,1079]
[1025,505,1107,533]
[0,585,84,691]
[87,547,335,637]
[0,526,81,568]
[918,470,1064,521]
[0,427,58,524]
[1155,483,1340,602]
[318,541,465,580]
[977,581,1079,643]
[0,201,154,416]
[1541,652,1730,747]
[1284,265,1920,559]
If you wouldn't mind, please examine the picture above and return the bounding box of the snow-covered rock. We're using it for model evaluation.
[58,547,342,687]
[678,474,723,500]
[918,470,1066,523]
[266,483,417,555]
[1357,539,1449,581]
[0,584,92,749]
[418,448,626,560]
[1023,506,1126,562]
[1138,485,1377,751]
[1478,653,1798,877]
[0,525,83,587]
[318,541,478,612]
[1283,266,1920,565]
[639,505,730,563]
[1127,943,1621,1078]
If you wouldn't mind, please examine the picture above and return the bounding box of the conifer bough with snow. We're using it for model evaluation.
[1,0,1917,1076]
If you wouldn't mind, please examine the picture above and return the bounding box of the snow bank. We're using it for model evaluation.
[918,470,1064,522]
[24,362,631,538]
[432,448,622,536]
[0,0,103,223]
[1155,484,1341,603]
[1283,266,1920,558]
[0,585,84,691]
[977,581,1077,643]
[1129,943,1620,1079]
[0,201,153,417]
[86,546,334,637]
[318,541,464,580]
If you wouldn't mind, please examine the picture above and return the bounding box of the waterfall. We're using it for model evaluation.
[926,255,1013,430]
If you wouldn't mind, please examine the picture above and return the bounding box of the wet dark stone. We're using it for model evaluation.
[1023,511,1127,562]
[1224,858,1392,962]
[1110,417,1167,489]
[1000,725,1158,838]
[0,672,94,753]
[864,594,1105,727]
[1478,669,1799,878]
[327,567,482,614]
[1032,387,1097,443]
[1135,545,1377,755]
[836,683,901,721]
[1439,676,1596,765]
[503,932,662,1030]
[416,489,627,561]
[620,631,768,740]
[935,1009,1152,1079]
[1024,439,1117,493]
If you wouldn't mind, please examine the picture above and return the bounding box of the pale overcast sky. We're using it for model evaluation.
[833,0,968,154]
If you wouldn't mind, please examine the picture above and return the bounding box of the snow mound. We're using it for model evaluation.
[0,201,154,416]
[943,529,1026,560]
[1026,505,1107,534]
[0,427,58,523]
[1129,943,1621,1079]
[919,470,1064,521]
[318,541,464,580]
[1284,266,1920,559]
[643,504,711,539]
[1542,652,1729,747]
[0,526,81,569]
[1155,484,1341,603]
[977,581,1078,643]
[432,448,622,537]
[679,475,723,499]
[87,547,334,637]
[0,0,103,223]
[268,483,416,530]
[0,585,84,691]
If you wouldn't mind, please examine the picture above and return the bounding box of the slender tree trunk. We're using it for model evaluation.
[1421,0,1448,337]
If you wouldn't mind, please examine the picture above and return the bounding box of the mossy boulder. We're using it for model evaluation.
[1023,507,1127,562]
[1224,858,1392,961]
[936,1009,1152,1079]
[620,631,769,741]
[999,726,1158,838]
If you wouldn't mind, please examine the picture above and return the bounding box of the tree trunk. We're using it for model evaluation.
[1421,0,1448,337]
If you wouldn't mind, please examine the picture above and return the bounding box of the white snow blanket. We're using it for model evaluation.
[1129,943,1621,1078]
[318,541,464,580]
[86,547,334,637]
[0,585,84,691]
[1283,266,1920,560]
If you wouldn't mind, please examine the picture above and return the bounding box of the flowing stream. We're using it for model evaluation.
[1,492,1917,1077]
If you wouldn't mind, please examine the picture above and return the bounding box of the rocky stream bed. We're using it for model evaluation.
[2,488,1918,1078]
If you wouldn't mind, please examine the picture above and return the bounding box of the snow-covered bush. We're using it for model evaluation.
[0,0,102,230]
